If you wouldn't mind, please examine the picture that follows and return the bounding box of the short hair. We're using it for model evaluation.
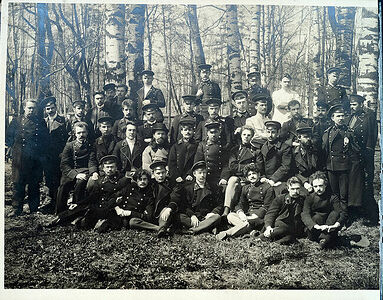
[287,176,302,186]
[243,163,260,177]
[24,99,37,107]
[240,125,255,137]
[73,121,88,132]
[288,100,301,109]
[309,171,328,185]
[180,123,194,130]
[133,169,151,182]
[281,73,292,81]
[122,99,135,108]
[117,84,128,91]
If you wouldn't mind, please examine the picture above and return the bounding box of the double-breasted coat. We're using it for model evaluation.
[317,84,349,109]
[221,144,258,180]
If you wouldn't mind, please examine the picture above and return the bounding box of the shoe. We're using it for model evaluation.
[216,231,228,241]
[157,226,168,238]
[318,239,327,250]
[94,219,109,233]
[250,230,260,238]
[45,216,61,228]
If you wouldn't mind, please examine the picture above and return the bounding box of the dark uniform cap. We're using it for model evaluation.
[316,100,329,109]
[100,155,118,165]
[179,116,196,126]
[296,127,312,135]
[182,95,198,103]
[251,93,270,103]
[103,83,116,91]
[198,64,212,70]
[152,122,168,134]
[72,100,86,107]
[264,120,281,130]
[94,90,105,97]
[231,90,248,101]
[141,70,154,76]
[142,101,159,112]
[191,161,207,172]
[327,67,342,74]
[42,96,56,107]
[327,104,345,117]
[204,120,221,130]
[150,159,167,170]
[247,71,261,78]
[98,116,114,125]
[205,97,222,106]
[349,94,365,104]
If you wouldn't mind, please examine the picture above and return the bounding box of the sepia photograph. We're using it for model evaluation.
[1,0,380,296]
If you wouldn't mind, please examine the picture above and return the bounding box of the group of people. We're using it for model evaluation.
[5,63,379,249]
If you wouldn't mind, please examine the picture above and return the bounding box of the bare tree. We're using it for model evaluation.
[249,5,261,73]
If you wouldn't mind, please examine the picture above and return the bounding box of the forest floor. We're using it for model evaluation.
[3,158,381,289]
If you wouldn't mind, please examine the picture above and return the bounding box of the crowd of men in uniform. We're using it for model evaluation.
[5,64,379,249]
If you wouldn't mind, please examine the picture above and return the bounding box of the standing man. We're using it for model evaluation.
[232,90,250,144]
[116,84,129,106]
[112,98,140,141]
[137,70,166,122]
[347,94,378,225]
[6,100,49,216]
[271,74,300,124]
[85,91,112,138]
[66,100,95,143]
[317,67,349,110]
[41,96,69,213]
[246,71,271,116]
[194,64,221,118]
[103,83,122,121]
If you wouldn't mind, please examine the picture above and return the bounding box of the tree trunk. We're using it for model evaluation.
[226,4,242,97]
[105,4,126,85]
[144,5,152,71]
[260,6,266,87]
[126,4,145,98]
[356,7,379,110]
[249,5,261,73]
[313,7,322,102]
[328,6,356,88]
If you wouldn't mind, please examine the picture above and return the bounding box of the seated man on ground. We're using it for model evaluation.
[216,163,274,241]
[259,176,305,244]
[301,171,347,249]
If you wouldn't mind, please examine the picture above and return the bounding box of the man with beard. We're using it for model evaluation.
[85,91,112,138]
[114,121,146,178]
[245,94,272,149]
[347,94,378,225]
[41,96,69,213]
[317,67,349,111]
[137,70,165,122]
[194,64,221,118]
[221,126,258,216]
[246,71,271,116]
[6,100,49,216]
[302,171,347,249]
[66,100,95,143]
[259,176,305,244]
[112,99,140,141]
[56,122,98,214]
[142,123,170,172]
[280,100,314,143]
[169,95,204,146]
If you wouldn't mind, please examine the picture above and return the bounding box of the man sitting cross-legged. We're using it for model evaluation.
[216,163,274,241]
[175,161,223,235]
[129,159,181,238]
[258,176,305,244]
[301,171,347,249]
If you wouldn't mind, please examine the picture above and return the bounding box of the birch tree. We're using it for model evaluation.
[249,5,261,73]
[105,4,125,84]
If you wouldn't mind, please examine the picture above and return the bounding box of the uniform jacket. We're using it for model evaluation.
[151,180,180,218]
[292,143,319,183]
[115,182,155,221]
[233,111,250,130]
[264,194,305,231]
[221,144,258,180]
[177,181,223,220]
[322,125,355,171]
[317,84,349,109]
[137,86,165,119]
[137,121,160,141]
[194,80,221,101]
[257,139,292,182]
[6,115,49,183]
[45,114,69,160]
[168,139,198,184]
[169,112,204,145]
[194,140,229,180]
[235,181,274,219]
[280,117,314,142]
[301,189,347,230]
[113,138,146,172]
[195,116,234,151]
[66,114,96,143]
[60,140,98,183]
[94,134,118,164]
[112,118,142,141]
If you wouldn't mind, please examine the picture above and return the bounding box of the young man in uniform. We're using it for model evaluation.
[232,90,251,144]
[137,101,161,143]
[85,91,112,138]
[246,71,271,116]
[112,98,140,141]
[56,122,98,214]
[66,100,95,143]
[94,116,118,165]
[169,95,204,145]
